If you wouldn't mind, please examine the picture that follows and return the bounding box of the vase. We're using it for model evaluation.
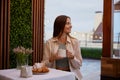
[16,53,29,69]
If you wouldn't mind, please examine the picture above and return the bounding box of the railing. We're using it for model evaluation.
[80,40,119,49]
[80,40,102,48]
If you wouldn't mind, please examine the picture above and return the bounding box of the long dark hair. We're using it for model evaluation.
[53,15,70,38]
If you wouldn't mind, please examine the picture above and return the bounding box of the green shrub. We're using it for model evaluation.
[81,47,102,59]
[10,0,32,68]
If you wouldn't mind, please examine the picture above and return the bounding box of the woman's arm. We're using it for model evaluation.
[42,41,52,66]
[69,39,82,69]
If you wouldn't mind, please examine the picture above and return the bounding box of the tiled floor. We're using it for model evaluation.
[81,59,101,80]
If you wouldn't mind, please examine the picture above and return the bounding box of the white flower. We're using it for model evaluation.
[13,46,33,54]
[26,48,33,54]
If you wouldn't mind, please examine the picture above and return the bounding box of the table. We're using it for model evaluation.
[0,68,75,80]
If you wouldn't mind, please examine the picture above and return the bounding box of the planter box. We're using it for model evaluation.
[101,57,120,78]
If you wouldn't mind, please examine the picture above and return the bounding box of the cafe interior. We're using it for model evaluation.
[0,0,120,80]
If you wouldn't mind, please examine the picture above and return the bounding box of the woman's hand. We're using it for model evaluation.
[49,54,56,62]
[66,50,74,59]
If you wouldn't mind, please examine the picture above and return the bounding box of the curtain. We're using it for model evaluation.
[0,0,10,69]
[32,0,44,64]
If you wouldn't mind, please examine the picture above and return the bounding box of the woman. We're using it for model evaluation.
[42,15,82,80]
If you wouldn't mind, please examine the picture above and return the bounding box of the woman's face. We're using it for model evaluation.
[63,18,72,34]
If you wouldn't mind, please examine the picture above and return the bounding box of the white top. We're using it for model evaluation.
[0,68,75,80]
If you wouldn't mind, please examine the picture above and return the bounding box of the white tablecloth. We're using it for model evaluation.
[0,68,75,80]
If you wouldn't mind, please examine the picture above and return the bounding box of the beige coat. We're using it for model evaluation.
[42,36,83,80]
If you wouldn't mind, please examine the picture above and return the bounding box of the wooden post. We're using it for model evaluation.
[32,0,44,64]
[102,0,114,57]
[101,1,120,79]
[0,0,10,69]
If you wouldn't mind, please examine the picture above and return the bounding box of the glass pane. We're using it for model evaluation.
[44,0,103,79]
[44,0,103,48]
[113,0,120,57]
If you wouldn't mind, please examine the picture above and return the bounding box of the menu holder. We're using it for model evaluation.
[20,66,33,78]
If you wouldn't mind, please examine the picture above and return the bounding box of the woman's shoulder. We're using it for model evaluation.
[70,37,80,47]
[45,37,57,43]
[45,38,53,43]
[70,37,79,43]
